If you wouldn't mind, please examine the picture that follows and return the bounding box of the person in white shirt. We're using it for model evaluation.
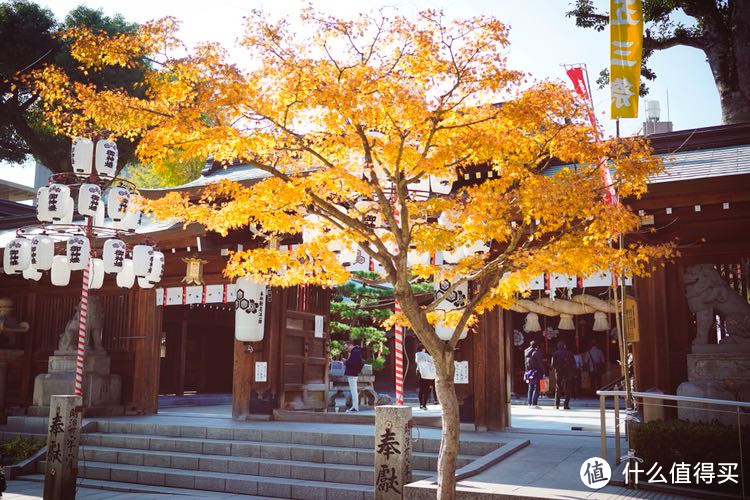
[415,345,437,410]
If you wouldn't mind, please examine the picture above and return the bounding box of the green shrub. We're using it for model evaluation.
[631,419,749,494]
[0,435,45,465]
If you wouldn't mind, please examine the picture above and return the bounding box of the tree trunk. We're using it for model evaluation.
[433,351,458,500]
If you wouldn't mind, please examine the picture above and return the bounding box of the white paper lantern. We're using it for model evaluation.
[51,255,71,286]
[235,276,266,342]
[22,266,42,281]
[106,187,130,222]
[3,238,31,274]
[94,199,105,227]
[355,200,383,229]
[103,239,126,274]
[347,247,371,272]
[433,276,469,341]
[302,214,323,243]
[407,246,431,266]
[117,259,135,288]
[121,206,142,232]
[36,187,52,222]
[66,236,90,271]
[407,174,431,195]
[77,183,102,218]
[47,184,72,221]
[132,244,153,277]
[30,235,54,271]
[89,258,104,290]
[331,240,357,267]
[71,137,94,174]
[145,250,164,285]
[430,174,454,194]
[95,139,118,177]
[59,197,74,224]
[137,276,154,289]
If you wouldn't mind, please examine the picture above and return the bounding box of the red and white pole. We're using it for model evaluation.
[74,215,93,397]
[391,198,404,406]
[74,251,91,396]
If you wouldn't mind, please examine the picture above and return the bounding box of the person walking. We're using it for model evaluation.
[584,341,606,396]
[524,340,544,409]
[415,345,437,410]
[551,341,576,410]
[344,341,364,412]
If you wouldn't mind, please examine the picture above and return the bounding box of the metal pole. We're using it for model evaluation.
[600,394,607,461]
[738,407,745,499]
[614,394,621,465]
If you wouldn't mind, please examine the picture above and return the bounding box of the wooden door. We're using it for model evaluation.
[279,310,328,410]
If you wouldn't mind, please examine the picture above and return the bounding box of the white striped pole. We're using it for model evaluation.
[74,220,92,397]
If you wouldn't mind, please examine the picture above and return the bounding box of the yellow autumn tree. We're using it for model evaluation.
[31,9,671,498]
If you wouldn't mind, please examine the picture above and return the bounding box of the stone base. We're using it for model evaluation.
[32,351,122,412]
[676,380,750,426]
[687,351,750,382]
[32,371,121,408]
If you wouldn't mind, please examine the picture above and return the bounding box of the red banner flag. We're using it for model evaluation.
[565,65,617,205]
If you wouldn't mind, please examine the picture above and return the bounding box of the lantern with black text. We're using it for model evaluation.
[433,275,469,341]
[132,245,153,278]
[30,235,54,271]
[47,184,72,221]
[71,137,94,174]
[235,276,266,342]
[36,187,52,222]
[51,255,71,286]
[120,205,142,232]
[89,258,105,290]
[66,236,90,271]
[3,238,31,274]
[77,183,102,218]
[145,250,164,285]
[103,239,126,274]
[116,259,135,288]
[106,187,130,222]
[95,140,118,177]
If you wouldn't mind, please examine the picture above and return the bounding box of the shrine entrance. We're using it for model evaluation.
[158,304,234,397]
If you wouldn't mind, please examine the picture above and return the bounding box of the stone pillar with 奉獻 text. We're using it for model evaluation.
[374,405,412,500]
[43,395,82,500]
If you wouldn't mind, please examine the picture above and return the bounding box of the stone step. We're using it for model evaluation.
[20,473,282,498]
[88,421,498,455]
[78,435,473,469]
[39,460,376,499]
[78,444,434,485]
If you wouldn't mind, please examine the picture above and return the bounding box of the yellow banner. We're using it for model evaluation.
[610,0,643,119]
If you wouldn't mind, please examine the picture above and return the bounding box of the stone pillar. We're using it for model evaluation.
[43,395,82,500]
[375,405,412,499]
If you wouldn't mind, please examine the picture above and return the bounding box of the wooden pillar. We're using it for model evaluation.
[130,289,161,414]
[232,287,284,419]
[472,308,510,431]
[177,311,187,396]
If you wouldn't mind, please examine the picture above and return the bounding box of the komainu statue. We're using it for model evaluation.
[684,264,750,345]
[0,298,30,347]
[58,296,105,352]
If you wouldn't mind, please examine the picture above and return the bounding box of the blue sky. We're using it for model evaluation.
[1,0,721,186]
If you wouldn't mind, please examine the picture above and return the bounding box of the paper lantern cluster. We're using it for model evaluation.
[4,137,160,289]
[4,235,163,290]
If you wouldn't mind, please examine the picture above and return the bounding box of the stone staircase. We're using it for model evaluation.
[23,420,499,499]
